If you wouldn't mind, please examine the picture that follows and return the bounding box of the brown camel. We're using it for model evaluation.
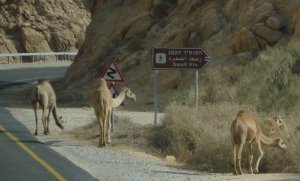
[230,110,287,175]
[90,78,136,146]
[30,80,64,135]
[264,116,289,138]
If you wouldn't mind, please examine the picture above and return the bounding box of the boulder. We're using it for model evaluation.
[266,16,282,30]
[20,27,51,52]
[230,28,260,53]
[256,35,269,49]
[198,4,225,39]
[255,25,282,43]
[240,2,274,28]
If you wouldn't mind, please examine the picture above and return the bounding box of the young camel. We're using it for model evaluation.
[230,110,287,175]
[90,78,136,147]
[30,80,64,135]
[264,116,289,138]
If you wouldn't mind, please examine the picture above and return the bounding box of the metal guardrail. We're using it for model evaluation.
[0,52,77,63]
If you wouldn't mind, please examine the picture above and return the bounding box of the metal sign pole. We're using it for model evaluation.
[154,70,158,125]
[111,81,115,132]
[195,70,199,111]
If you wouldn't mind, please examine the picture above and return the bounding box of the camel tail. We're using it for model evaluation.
[52,106,64,130]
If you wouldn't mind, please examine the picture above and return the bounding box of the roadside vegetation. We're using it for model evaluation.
[148,42,300,173]
[69,42,300,174]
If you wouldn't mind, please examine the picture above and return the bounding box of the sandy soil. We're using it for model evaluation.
[1,62,300,181]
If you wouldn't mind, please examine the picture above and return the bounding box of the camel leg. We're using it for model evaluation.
[42,107,47,135]
[39,94,48,135]
[233,144,239,175]
[46,104,53,134]
[106,109,112,144]
[97,116,103,147]
[254,142,264,173]
[247,143,254,174]
[237,140,245,175]
[32,101,39,135]
[103,112,109,147]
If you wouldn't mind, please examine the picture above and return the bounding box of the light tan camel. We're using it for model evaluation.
[30,80,64,135]
[108,87,136,142]
[264,116,289,138]
[230,110,287,175]
[90,78,136,147]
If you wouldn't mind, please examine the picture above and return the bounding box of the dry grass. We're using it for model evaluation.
[67,115,151,150]
[148,102,300,173]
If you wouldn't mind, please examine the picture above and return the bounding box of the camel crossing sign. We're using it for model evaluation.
[101,59,125,82]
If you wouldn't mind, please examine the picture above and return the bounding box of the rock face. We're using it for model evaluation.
[2,0,300,108]
[0,0,90,62]
[58,0,300,108]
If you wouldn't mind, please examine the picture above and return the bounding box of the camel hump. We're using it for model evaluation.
[30,80,57,104]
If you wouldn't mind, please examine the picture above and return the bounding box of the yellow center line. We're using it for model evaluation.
[0,124,66,181]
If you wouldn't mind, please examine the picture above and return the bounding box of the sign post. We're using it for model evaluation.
[152,48,212,124]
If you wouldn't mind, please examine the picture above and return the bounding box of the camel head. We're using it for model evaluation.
[275,138,287,150]
[122,87,136,101]
[274,115,289,137]
[56,116,64,130]
[274,116,285,128]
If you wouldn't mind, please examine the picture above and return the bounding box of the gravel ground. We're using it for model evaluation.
[5,107,300,181]
[1,62,300,181]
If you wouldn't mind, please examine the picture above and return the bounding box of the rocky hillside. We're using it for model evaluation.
[0,0,90,62]
[58,0,300,110]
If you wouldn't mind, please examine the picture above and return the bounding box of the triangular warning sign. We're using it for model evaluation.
[101,59,125,82]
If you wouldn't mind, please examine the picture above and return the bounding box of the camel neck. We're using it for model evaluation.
[112,91,126,108]
[260,132,277,146]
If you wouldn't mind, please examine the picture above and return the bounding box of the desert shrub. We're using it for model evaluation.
[148,102,200,161]
[148,102,245,172]
[233,43,300,112]
[148,100,300,173]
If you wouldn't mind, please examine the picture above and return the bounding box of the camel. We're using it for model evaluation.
[230,110,287,175]
[105,86,136,143]
[263,116,289,138]
[90,78,136,147]
[30,80,64,135]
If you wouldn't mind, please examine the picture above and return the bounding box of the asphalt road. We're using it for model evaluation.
[0,66,67,89]
[0,64,97,181]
